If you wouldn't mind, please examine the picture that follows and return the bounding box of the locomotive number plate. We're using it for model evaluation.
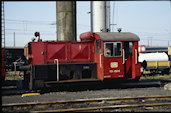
[110,62,118,68]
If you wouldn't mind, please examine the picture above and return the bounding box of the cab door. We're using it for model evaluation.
[123,42,133,78]
[103,42,124,79]
[123,41,139,79]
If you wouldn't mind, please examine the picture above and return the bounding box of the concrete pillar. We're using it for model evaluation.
[56,1,76,41]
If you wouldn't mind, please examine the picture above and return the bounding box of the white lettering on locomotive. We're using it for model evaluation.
[109,69,120,73]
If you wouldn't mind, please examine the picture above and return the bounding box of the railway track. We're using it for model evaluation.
[2,80,165,96]
[2,95,171,112]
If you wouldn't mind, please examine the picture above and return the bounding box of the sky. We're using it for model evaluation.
[2,1,171,47]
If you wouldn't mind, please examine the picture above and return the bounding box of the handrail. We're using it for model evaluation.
[100,54,102,68]
[54,59,59,82]
[122,49,125,64]
[135,49,137,64]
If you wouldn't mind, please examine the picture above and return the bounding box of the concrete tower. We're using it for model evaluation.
[56,1,76,41]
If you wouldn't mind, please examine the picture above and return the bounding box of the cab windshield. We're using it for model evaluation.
[104,42,122,57]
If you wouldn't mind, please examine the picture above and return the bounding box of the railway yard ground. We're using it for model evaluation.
[2,71,171,112]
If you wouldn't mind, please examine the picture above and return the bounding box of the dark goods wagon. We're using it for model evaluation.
[1,48,5,81]
[3,47,24,71]
[23,32,141,89]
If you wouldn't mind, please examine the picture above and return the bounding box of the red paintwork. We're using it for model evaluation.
[103,55,125,79]
[92,33,103,80]
[30,42,46,64]
[28,41,94,64]
[1,48,5,79]
[47,42,68,63]
[70,42,93,62]
[134,42,141,79]
[80,32,94,41]
[131,42,137,79]
[103,41,124,79]
[26,32,141,81]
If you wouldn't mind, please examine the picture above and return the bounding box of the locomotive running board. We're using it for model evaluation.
[44,78,101,85]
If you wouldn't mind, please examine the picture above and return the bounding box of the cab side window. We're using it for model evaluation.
[105,43,113,57]
[104,42,122,57]
[124,42,133,57]
[114,42,122,56]
[96,39,102,54]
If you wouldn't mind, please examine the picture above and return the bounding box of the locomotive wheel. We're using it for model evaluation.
[34,80,45,89]
[23,71,30,90]
[132,77,140,82]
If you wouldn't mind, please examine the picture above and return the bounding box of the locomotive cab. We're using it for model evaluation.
[81,32,141,81]
[98,32,140,80]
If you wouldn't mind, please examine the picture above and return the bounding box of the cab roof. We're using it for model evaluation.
[95,32,140,41]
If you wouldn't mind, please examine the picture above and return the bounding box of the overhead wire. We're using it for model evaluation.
[5,19,55,23]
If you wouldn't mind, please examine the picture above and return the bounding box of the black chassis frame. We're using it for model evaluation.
[25,63,97,89]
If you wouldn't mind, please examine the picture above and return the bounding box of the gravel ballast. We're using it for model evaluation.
[2,87,171,105]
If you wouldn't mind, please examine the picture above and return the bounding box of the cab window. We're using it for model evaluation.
[124,42,133,57]
[96,39,102,54]
[104,42,122,57]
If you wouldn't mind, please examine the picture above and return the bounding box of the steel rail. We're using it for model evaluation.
[33,103,171,112]
[2,95,171,107]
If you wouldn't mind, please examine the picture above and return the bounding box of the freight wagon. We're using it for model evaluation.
[3,47,24,71]
[21,32,141,89]
[138,46,171,75]
[1,48,5,81]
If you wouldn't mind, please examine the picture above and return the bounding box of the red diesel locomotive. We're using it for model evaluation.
[23,32,141,89]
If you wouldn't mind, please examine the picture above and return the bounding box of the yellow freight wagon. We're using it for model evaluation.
[147,61,170,69]
[145,61,170,74]
[139,52,170,75]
